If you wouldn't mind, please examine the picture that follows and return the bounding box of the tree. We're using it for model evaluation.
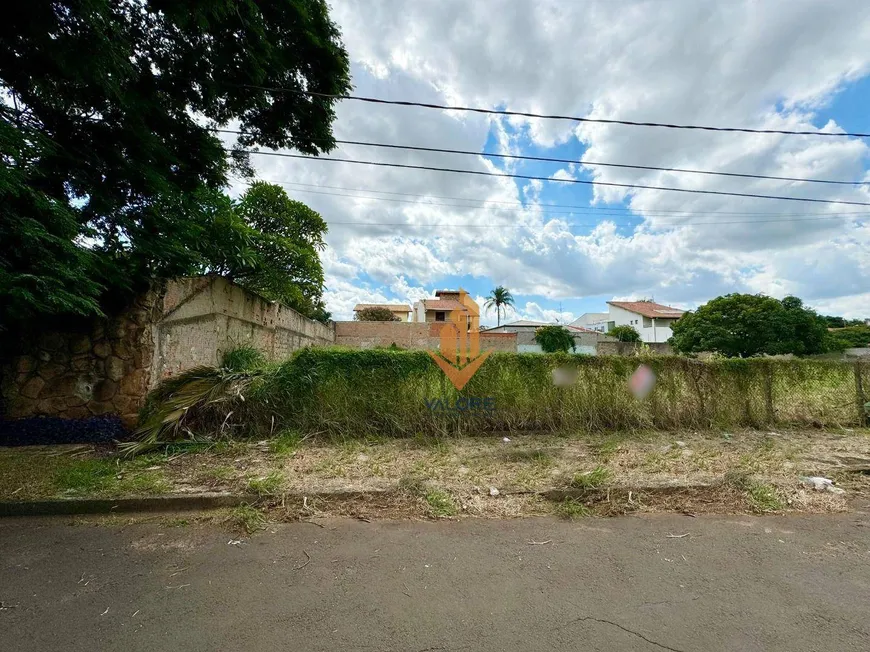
[483,286,515,327]
[607,325,641,343]
[355,307,399,322]
[0,0,350,328]
[534,325,576,353]
[670,294,828,357]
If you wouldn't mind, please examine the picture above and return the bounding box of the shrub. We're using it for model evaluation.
[607,325,641,342]
[355,307,399,321]
[534,325,576,353]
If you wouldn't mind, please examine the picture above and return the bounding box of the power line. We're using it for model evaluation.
[231,177,866,228]
[247,178,870,218]
[217,128,869,187]
[232,86,870,139]
[237,149,870,207]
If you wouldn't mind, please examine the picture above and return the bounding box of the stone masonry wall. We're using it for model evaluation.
[334,321,516,352]
[1,290,161,426]
[1,276,336,428]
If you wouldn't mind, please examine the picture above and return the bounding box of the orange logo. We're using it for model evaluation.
[428,311,491,390]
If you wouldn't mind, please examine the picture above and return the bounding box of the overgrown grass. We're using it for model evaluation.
[246,471,284,496]
[269,430,302,457]
[424,489,457,517]
[570,465,611,490]
[230,504,267,533]
[746,483,784,512]
[554,498,592,519]
[132,348,870,448]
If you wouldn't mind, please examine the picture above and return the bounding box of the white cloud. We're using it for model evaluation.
[244,0,870,318]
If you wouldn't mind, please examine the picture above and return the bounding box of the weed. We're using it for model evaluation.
[397,474,426,496]
[122,471,170,495]
[197,465,235,484]
[570,465,611,490]
[230,504,267,533]
[166,517,190,527]
[555,498,591,519]
[424,489,457,517]
[54,459,118,494]
[221,346,266,372]
[593,438,622,461]
[746,483,784,513]
[502,448,554,466]
[270,430,302,457]
[246,471,284,496]
[412,433,451,454]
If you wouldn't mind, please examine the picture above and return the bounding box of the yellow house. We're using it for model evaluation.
[412,289,480,330]
[352,304,411,322]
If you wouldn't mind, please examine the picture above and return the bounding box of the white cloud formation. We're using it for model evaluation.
[242,0,870,318]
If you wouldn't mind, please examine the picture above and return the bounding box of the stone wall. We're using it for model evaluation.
[1,276,335,427]
[334,321,516,352]
[1,290,161,426]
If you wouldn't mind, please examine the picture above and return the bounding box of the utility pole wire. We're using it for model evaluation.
[231,86,870,139]
[236,149,870,207]
[216,129,870,187]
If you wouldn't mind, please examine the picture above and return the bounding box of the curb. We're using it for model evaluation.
[0,484,720,518]
[0,493,260,517]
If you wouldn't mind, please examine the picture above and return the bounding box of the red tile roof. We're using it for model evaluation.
[422,299,468,311]
[353,304,411,312]
[565,324,598,334]
[607,301,685,319]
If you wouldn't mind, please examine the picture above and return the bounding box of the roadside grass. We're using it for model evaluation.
[570,465,611,490]
[501,448,555,466]
[424,488,457,517]
[554,498,591,519]
[196,465,236,485]
[246,471,284,496]
[723,469,784,513]
[230,504,267,533]
[269,430,302,457]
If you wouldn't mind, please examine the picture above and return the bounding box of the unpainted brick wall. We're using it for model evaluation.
[334,321,516,351]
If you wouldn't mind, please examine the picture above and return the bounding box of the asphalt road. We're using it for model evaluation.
[1,512,869,652]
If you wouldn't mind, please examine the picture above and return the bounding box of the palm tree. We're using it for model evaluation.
[484,286,515,327]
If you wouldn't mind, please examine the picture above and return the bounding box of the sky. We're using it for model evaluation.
[229,0,870,327]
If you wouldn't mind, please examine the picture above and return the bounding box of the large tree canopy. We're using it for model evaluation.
[670,294,829,357]
[0,0,349,327]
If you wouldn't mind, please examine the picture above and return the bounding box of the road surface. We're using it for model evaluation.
[1,512,869,651]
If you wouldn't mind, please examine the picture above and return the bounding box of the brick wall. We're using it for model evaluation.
[334,321,516,352]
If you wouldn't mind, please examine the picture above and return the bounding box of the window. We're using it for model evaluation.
[435,311,446,322]
[643,317,652,328]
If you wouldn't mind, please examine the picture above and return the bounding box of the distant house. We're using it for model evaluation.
[603,301,685,343]
[570,312,608,329]
[412,289,480,330]
[352,303,411,322]
[483,320,602,354]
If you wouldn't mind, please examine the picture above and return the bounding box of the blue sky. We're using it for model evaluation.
[243,0,870,323]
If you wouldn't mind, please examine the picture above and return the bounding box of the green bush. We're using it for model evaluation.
[534,325,576,353]
[132,348,870,449]
[607,325,641,342]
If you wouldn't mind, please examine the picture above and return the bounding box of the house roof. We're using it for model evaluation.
[481,320,599,334]
[353,304,411,312]
[422,299,468,311]
[607,301,685,319]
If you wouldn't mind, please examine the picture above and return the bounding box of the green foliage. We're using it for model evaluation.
[0,1,349,328]
[355,307,400,321]
[607,325,641,343]
[133,349,870,451]
[554,498,591,519]
[483,286,515,327]
[219,183,328,319]
[827,326,870,349]
[246,471,284,497]
[270,431,303,457]
[230,504,267,534]
[570,466,611,490]
[671,294,828,357]
[424,489,458,517]
[534,325,576,353]
[221,346,266,373]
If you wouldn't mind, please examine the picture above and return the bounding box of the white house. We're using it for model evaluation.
[570,312,608,329]
[604,301,685,343]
